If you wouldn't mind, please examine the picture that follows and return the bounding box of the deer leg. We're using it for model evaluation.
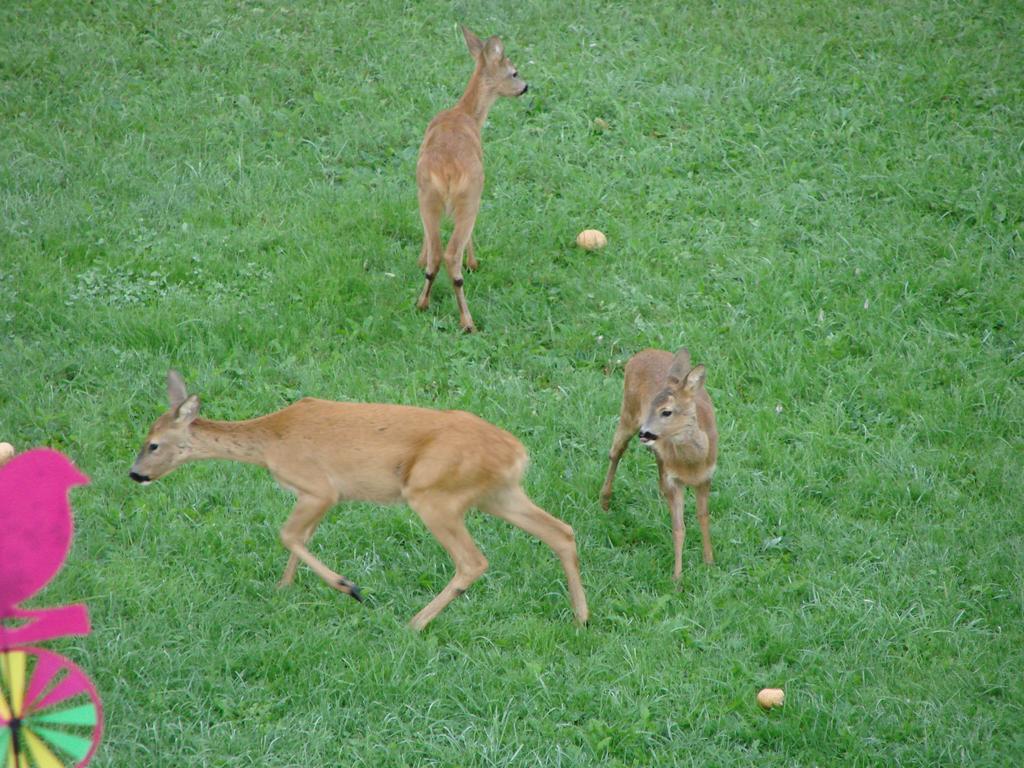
[599,419,636,510]
[279,554,299,588]
[445,199,480,332]
[406,495,487,631]
[415,192,444,312]
[278,515,321,587]
[696,481,714,565]
[482,486,589,626]
[279,495,362,602]
[657,458,686,583]
[466,237,478,271]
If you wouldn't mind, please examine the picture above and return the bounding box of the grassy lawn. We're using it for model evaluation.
[2,0,1022,765]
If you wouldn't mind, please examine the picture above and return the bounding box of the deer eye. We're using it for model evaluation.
[660,409,673,418]
[511,70,518,78]
[148,443,159,452]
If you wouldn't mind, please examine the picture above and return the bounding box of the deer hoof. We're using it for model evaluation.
[338,578,364,603]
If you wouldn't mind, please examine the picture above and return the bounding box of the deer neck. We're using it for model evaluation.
[455,67,497,130]
[189,418,269,467]
[665,430,709,466]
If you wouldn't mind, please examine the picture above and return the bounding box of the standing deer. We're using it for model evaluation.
[415,25,529,333]
[129,371,588,631]
[599,349,717,582]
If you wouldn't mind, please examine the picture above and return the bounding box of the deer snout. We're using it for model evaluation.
[129,470,152,485]
[519,83,529,96]
[638,430,658,445]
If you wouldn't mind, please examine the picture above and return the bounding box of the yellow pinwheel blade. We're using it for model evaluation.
[23,729,65,768]
[0,653,25,717]
[0,679,11,720]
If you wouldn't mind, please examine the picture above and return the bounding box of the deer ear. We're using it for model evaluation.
[483,35,504,62]
[174,394,200,425]
[666,348,693,387]
[462,25,484,58]
[682,365,706,394]
[167,369,189,410]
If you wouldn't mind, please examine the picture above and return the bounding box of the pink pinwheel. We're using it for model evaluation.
[1,449,103,767]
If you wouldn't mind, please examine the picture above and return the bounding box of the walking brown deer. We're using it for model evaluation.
[130,371,588,631]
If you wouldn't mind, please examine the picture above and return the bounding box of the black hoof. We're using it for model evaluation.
[339,578,364,603]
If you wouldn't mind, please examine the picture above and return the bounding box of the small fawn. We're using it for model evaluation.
[130,371,588,631]
[600,349,718,582]
[415,25,529,332]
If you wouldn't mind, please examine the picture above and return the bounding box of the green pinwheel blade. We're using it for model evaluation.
[28,725,93,762]
[28,702,98,727]
[0,727,10,760]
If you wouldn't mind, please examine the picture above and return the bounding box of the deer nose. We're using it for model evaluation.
[129,471,151,484]
[520,83,529,95]
[639,430,657,444]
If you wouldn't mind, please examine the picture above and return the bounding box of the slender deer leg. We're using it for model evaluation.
[416,192,444,311]
[278,515,322,587]
[280,496,362,601]
[482,486,589,625]
[657,457,686,582]
[466,237,479,271]
[667,486,685,582]
[599,418,636,510]
[445,197,480,332]
[278,545,301,588]
[696,481,714,565]
[407,496,488,631]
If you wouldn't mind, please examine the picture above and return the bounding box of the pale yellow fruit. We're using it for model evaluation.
[757,688,785,709]
[0,442,14,467]
[576,229,607,250]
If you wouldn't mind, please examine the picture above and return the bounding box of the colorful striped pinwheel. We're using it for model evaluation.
[1,449,103,767]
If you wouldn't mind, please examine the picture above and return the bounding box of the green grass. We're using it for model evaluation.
[2,0,1022,764]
